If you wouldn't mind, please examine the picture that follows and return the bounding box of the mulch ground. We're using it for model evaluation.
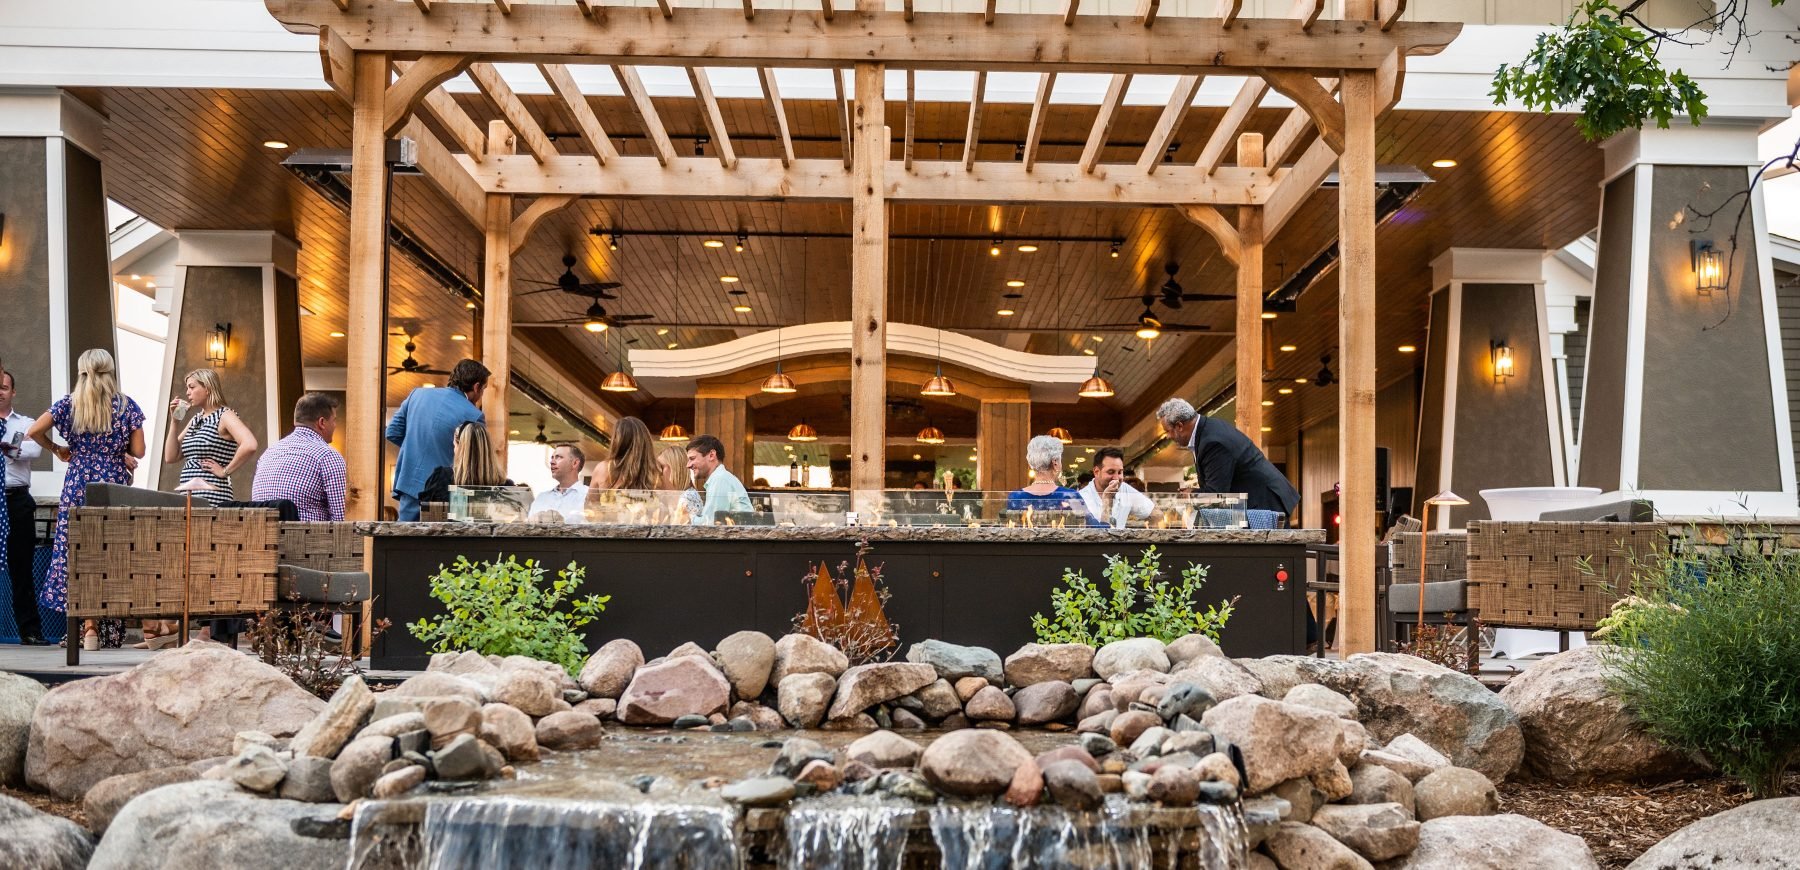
[1499,773,1800,869]
[2,784,88,830]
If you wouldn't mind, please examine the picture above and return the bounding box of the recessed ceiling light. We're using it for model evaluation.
[1260,426,1273,433]
[733,303,753,313]
[1431,159,1458,168]
[784,444,794,450]
[329,331,346,338]
[1084,447,1095,453]
[1261,399,1274,406]
[1278,387,1294,395]
[509,429,520,435]
[1091,336,1104,343]
[1398,344,1417,353]
[703,239,725,248]
[912,453,922,460]
[1295,377,1308,384]
[262,140,289,150]
[450,334,467,341]
[1261,312,1278,320]
[719,275,740,283]
[466,301,477,309]
[666,342,678,349]
[1005,280,1025,288]
[656,328,670,336]
[996,307,1016,316]
[1279,344,1297,352]
[1016,244,1038,253]
[1083,348,1095,355]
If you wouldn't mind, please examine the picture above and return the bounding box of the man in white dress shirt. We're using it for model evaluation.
[1078,446,1155,529]
[530,443,589,522]
[0,370,47,644]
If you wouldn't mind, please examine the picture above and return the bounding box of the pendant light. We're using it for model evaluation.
[600,328,639,392]
[1077,374,1116,399]
[916,423,946,445]
[787,420,819,442]
[762,234,800,394]
[1047,426,1073,444]
[920,239,958,397]
[658,422,691,442]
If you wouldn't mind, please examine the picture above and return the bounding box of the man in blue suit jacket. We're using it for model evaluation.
[385,359,489,521]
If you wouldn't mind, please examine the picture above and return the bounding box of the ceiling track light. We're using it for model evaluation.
[734,232,747,253]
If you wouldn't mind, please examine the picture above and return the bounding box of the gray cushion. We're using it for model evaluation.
[277,564,371,604]
[1537,499,1655,522]
[1388,580,1468,613]
[83,483,189,509]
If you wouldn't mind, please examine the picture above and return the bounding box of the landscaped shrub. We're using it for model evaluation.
[408,556,610,677]
[1031,546,1236,646]
[1601,535,1800,798]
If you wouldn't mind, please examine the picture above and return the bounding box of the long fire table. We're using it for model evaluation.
[357,523,1323,670]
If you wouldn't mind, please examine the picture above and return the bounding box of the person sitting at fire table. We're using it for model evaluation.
[530,442,588,523]
[1007,435,1101,525]
[685,434,750,525]
[1079,446,1156,529]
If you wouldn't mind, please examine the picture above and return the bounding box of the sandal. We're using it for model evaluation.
[132,632,180,651]
[83,629,99,652]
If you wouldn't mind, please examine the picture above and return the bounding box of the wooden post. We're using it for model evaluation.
[481,120,516,469]
[1337,69,1378,655]
[344,51,389,521]
[1236,132,1265,448]
[849,62,888,511]
[976,400,1030,491]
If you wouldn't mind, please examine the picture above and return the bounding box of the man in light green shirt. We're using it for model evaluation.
[686,434,751,525]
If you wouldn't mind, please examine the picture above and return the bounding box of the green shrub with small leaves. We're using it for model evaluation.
[1031,547,1236,647]
[408,555,610,677]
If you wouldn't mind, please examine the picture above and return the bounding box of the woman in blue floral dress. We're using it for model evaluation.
[27,349,145,650]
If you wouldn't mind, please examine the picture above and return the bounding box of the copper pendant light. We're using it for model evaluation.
[916,424,946,445]
[920,239,958,398]
[761,369,797,394]
[658,423,691,442]
[1048,426,1073,444]
[600,327,639,392]
[787,420,819,442]
[763,234,803,395]
[1077,375,1116,399]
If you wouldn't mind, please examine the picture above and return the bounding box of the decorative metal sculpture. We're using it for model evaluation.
[793,539,898,664]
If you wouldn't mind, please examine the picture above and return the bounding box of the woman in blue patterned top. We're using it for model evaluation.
[1007,435,1103,526]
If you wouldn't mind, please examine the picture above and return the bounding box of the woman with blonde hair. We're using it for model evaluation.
[27,349,145,650]
[418,420,513,504]
[657,442,703,520]
[163,368,258,506]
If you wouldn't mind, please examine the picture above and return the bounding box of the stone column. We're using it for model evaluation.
[1578,122,1795,516]
[1413,248,1568,527]
[152,231,303,496]
[0,90,112,495]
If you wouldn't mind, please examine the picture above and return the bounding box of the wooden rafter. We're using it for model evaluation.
[491,0,511,14]
[1260,69,1344,154]
[1291,0,1324,30]
[1061,0,1080,25]
[834,67,851,169]
[328,0,347,10]
[1195,80,1264,175]
[963,71,987,171]
[414,85,487,162]
[1263,137,1333,238]
[573,0,603,21]
[742,0,755,19]
[468,62,558,163]
[1379,0,1406,30]
[1136,0,1160,27]
[655,0,674,18]
[383,54,466,136]
[268,4,1461,74]
[1175,204,1240,265]
[687,67,738,169]
[819,0,834,21]
[401,117,484,228]
[1215,0,1242,26]
[1022,71,1055,172]
[412,0,432,12]
[759,67,795,167]
[317,26,354,102]
[903,0,913,22]
[1137,73,1202,174]
[613,64,678,167]
[510,195,578,255]
[903,69,916,170]
[984,0,997,24]
[1079,74,1132,174]
[536,64,617,166]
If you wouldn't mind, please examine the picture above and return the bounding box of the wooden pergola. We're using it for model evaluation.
[266,0,1458,654]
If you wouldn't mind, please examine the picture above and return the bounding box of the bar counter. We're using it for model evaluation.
[358,522,1324,670]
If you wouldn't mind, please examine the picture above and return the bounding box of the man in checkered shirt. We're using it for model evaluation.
[252,393,347,522]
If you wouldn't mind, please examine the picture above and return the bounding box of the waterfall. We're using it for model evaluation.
[928,798,1248,870]
[347,797,740,870]
[781,798,918,870]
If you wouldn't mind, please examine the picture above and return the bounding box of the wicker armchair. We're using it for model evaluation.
[1466,520,1664,641]
[1387,529,1477,668]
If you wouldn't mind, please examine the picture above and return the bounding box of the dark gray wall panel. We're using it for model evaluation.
[1412,289,1450,515]
[1578,171,1636,490]
[162,266,269,495]
[0,139,53,438]
[61,142,115,382]
[1449,283,1557,524]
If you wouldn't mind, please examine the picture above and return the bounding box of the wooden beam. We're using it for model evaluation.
[318,26,355,103]
[1265,77,1337,167]
[834,67,852,169]
[903,69,916,171]
[1338,68,1377,656]
[1263,137,1334,239]
[819,0,834,21]
[686,67,738,169]
[573,0,603,21]
[1023,71,1055,172]
[468,63,558,164]
[963,71,987,171]
[415,84,488,163]
[539,63,620,166]
[849,62,887,510]
[742,0,755,19]
[491,0,511,13]
[1235,132,1264,448]
[1062,0,1080,25]
[1136,0,1160,27]
[984,0,997,24]
[345,50,388,522]
[759,67,795,167]
[264,4,1464,74]
[1215,0,1242,26]
[1137,73,1202,174]
[482,120,517,472]
[1195,79,1265,175]
[412,0,432,14]
[510,195,578,255]
[402,117,485,227]
[1260,69,1345,154]
[655,0,674,18]
[903,0,913,22]
[1291,0,1325,30]
[1378,0,1406,30]
[1080,74,1132,174]
[613,65,678,167]
[329,0,348,10]
[383,54,467,136]
[1175,204,1240,266]
[459,153,1281,206]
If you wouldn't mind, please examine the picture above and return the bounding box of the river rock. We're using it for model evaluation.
[1311,802,1420,862]
[1311,759,1355,802]
[729,701,786,732]
[1042,759,1103,810]
[428,733,488,780]
[577,639,644,699]
[83,767,198,833]
[1284,683,1358,720]
[1147,765,1201,806]
[1079,687,1115,720]
[776,673,837,729]
[771,634,849,684]
[1310,653,1523,782]
[287,675,374,760]
[535,711,604,751]
[794,758,842,792]
[1626,797,1800,869]
[359,712,427,741]
[0,672,47,787]
[1264,821,1374,870]
[368,763,425,799]
[90,780,344,870]
[1358,748,1437,783]
[1077,709,1117,735]
[1347,763,1414,814]
[1110,669,1174,711]
[0,792,92,870]
[1109,710,1162,748]
[1272,777,1324,824]
[1194,752,1240,789]
[953,676,989,702]
[1413,766,1497,821]
[1202,695,1345,793]
[919,729,1033,798]
[479,703,539,762]
[222,743,288,793]
[1171,655,1264,703]
[1387,814,1599,869]
[1156,682,1217,722]
[1004,758,1043,807]
[1003,643,1096,687]
[911,680,963,720]
[278,756,334,804]
[905,640,1005,683]
[1498,646,1709,784]
[1093,638,1171,680]
[964,686,1016,721]
[771,737,834,777]
[25,644,325,800]
[714,631,777,700]
[827,663,937,720]
[618,656,731,725]
[1166,633,1224,667]
[422,696,482,740]
[1384,734,1452,772]
[845,731,923,769]
[1336,720,1372,768]
[491,667,560,718]
[1013,681,1079,725]
[1035,745,1100,775]
[722,776,796,807]
[330,735,394,802]
[388,671,486,705]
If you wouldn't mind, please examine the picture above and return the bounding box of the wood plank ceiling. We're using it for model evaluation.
[73,84,1601,445]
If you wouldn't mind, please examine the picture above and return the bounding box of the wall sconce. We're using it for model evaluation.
[1692,241,1725,296]
[205,323,232,366]
[1489,340,1514,384]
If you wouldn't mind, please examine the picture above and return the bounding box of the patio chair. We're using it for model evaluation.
[1388,528,1478,670]
[1466,500,1662,650]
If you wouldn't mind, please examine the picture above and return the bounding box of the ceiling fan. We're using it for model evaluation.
[1105,262,1234,310]
[1083,306,1227,339]
[1263,354,1336,388]
[519,254,623,300]
[516,259,655,332]
[386,330,451,377]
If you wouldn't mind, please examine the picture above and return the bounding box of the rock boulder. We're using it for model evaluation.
[905,640,1004,684]
[770,635,849,684]
[827,663,937,720]
[1305,653,1523,782]
[918,730,1033,798]
[1627,798,1800,870]
[1498,646,1708,784]
[776,673,837,729]
[1201,695,1345,793]
[617,656,731,725]
[714,631,777,700]
[0,793,92,870]
[86,781,345,870]
[0,672,47,787]
[1092,638,1170,680]
[1003,643,1096,687]
[1386,814,1599,869]
[577,639,644,699]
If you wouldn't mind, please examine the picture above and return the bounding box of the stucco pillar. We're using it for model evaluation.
[1414,248,1567,527]
[1578,122,1795,516]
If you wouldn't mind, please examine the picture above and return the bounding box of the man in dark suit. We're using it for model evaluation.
[1156,397,1299,517]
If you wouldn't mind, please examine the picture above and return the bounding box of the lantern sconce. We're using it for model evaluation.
[1692,240,1725,297]
[1490,340,1514,385]
[205,323,232,366]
